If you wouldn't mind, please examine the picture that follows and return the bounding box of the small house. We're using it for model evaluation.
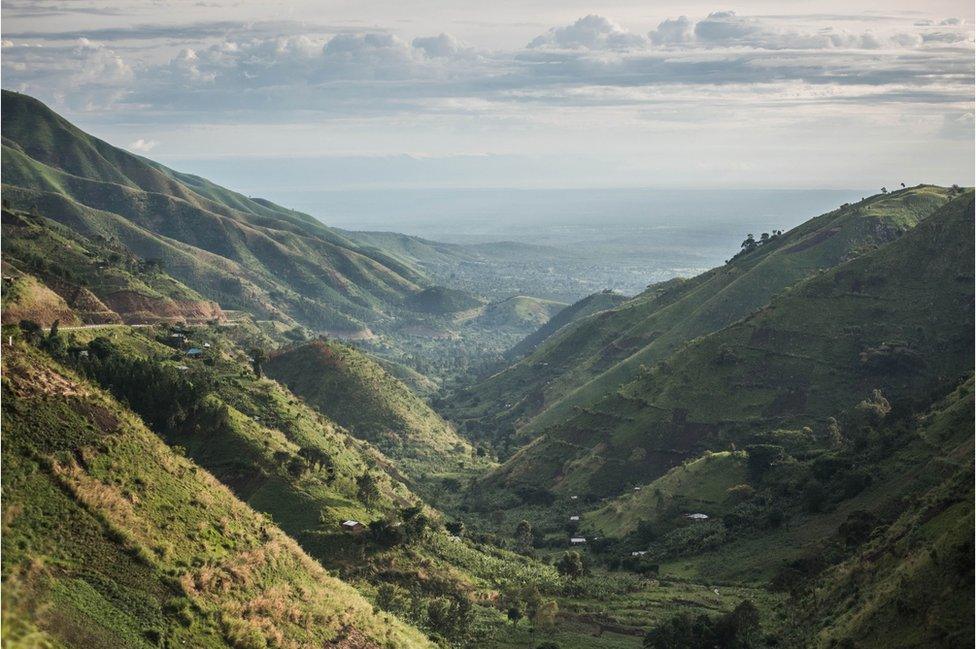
[570,495,578,500]
[341,520,365,533]
[685,513,709,521]
[203,342,211,348]
[631,550,648,557]
[186,348,204,358]
[633,486,642,491]
[569,515,580,522]
[570,537,586,545]
[175,365,189,371]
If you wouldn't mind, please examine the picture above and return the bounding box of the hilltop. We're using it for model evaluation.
[476,295,567,330]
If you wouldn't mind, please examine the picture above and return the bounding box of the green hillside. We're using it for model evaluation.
[1,90,427,336]
[576,374,973,647]
[1,340,431,648]
[480,190,974,500]
[801,384,973,648]
[2,206,220,324]
[1,267,83,327]
[265,338,484,492]
[10,324,558,645]
[448,186,957,445]
[508,290,628,359]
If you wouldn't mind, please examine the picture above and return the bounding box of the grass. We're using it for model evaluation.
[586,451,748,538]
[265,338,492,495]
[508,290,628,360]
[1,339,432,648]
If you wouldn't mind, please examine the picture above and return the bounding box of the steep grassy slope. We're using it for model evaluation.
[507,290,628,360]
[482,191,974,500]
[800,381,974,648]
[1,267,83,327]
[265,339,483,491]
[1,90,427,335]
[60,327,419,538]
[1,340,432,648]
[448,186,957,442]
[46,326,694,647]
[2,207,221,324]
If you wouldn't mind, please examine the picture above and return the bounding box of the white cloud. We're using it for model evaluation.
[412,33,468,58]
[645,10,961,51]
[528,15,646,50]
[649,17,694,45]
[128,138,159,152]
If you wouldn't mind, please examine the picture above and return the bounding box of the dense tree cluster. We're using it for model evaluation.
[643,600,761,649]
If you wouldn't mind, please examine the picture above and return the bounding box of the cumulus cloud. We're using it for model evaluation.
[128,138,159,152]
[693,11,764,43]
[528,15,646,50]
[647,10,956,50]
[1,37,133,109]
[412,33,468,58]
[649,17,694,45]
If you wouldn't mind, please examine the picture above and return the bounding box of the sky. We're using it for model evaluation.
[2,0,974,190]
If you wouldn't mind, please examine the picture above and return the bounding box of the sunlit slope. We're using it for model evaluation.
[60,327,419,541]
[0,341,432,648]
[448,186,956,442]
[2,207,220,324]
[265,338,482,487]
[484,191,974,498]
[1,90,427,335]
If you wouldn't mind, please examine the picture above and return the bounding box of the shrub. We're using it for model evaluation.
[803,480,827,513]
[745,444,785,481]
[556,551,584,578]
[659,521,728,557]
